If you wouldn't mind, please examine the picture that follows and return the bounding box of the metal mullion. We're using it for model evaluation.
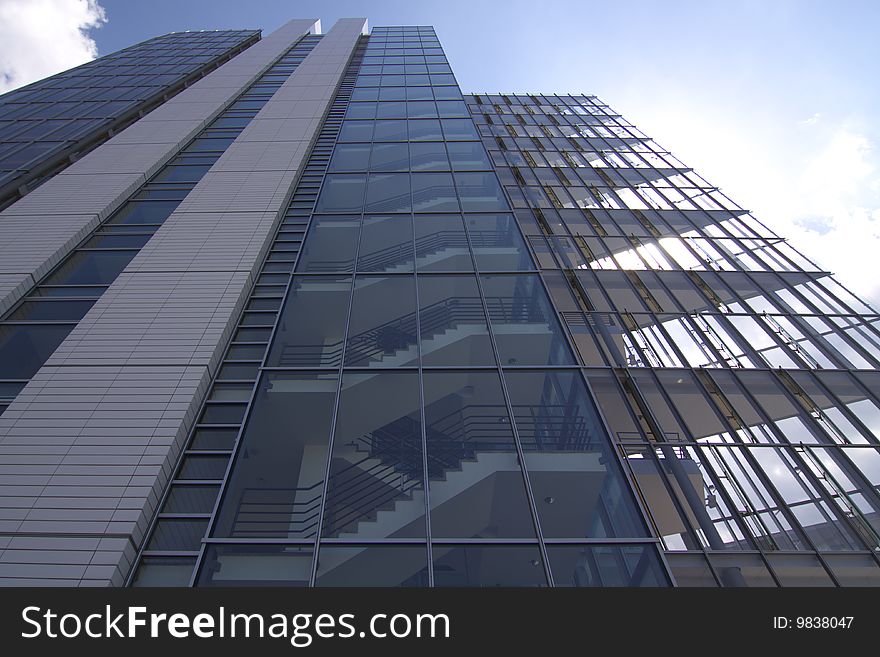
[731,373,876,551]
[468,244,554,586]
[641,368,797,552]
[805,372,880,448]
[469,104,677,584]
[411,208,434,585]
[307,42,369,586]
[771,370,880,522]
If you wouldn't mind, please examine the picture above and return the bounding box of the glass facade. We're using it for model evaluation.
[7,20,879,588]
[0,30,260,209]
[468,92,880,586]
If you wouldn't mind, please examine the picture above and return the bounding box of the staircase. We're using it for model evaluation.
[278,294,553,367]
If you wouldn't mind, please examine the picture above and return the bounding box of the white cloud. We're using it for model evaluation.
[0,0,107,94]
[625,102,880,309]
[767,126,880,308]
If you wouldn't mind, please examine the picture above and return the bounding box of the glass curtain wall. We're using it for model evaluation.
[468,92,880,586]
[189,27,665,588]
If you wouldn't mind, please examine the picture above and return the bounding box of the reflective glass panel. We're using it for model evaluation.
[454,173,509,211]
[297,216,359,272]
[505,370,647,537]
[212,372,339,538]
[358,215,414,272]
[322,371,424,538]
[345,276,417,366]
[329,143,371,171]
[465,214,533,271]
[314,174,366,213]
[44,250,137,285]
[547,545,668,586]
[414,214,472,271]
[480,274,574,365]
[198,545,314,587]
[315,545,429,586]
[267,276,351,368]
[423,371,535,537]
[432,545,547,586]
[417,275,494,366]
[0,324,72,379]
[369,143,409,171]
[365,173,411,213]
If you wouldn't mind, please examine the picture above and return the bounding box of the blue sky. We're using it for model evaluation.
[2,0,879,304]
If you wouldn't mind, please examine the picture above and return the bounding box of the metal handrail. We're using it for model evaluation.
[278,295,549,366]
[229,402,595,537]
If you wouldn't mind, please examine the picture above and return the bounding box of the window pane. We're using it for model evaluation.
[407,119,443,141]
[447,141,492,170]
[441,118,480,140]
[165,485,220,514]
[198,545,313,587]
[147,519,208,551]
[358,215,414,272]
[480,274,575,365]
[547,545,668,587]
[322,371,424,538]
[414,214,473,271]
[433,87,463,100]
[44,250,137,285]
[0,324,72,379]
[297,216,359,272]
[267,276,351,367]
[373,119,408,142]
[7,299,94,321]
[407,100,437,118]
[423,371,535,537]
[82,232,151,248]
[192,422,239,448]
[454,173,509,211]
[351,88,379,101]
[406,87,433,100]
[345,276,417,366]
[379,87,406,101]
[132,557,196,587]
[152,164,211,183]
[315,545,429,586]
[212,372,339,538]
[418,276,494,365]
[329,143,370,171]
[462,214,532,271]
[338,121,373,142]
[376,101,407,118]
[178,455,229,480]
[506,370,648,537]
[365,173,411,213]
[432,545,547,587]
[409,142,449,171]
[315,174,366,213]
[412,172,459,212]
[345,102,376,119]
[369,143,409,171]
[436,100,469,118]
[107,199,178,225]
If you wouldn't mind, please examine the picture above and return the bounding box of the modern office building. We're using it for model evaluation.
[0,17,879,588]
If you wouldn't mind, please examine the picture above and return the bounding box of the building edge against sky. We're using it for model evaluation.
[0,17,879,587]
